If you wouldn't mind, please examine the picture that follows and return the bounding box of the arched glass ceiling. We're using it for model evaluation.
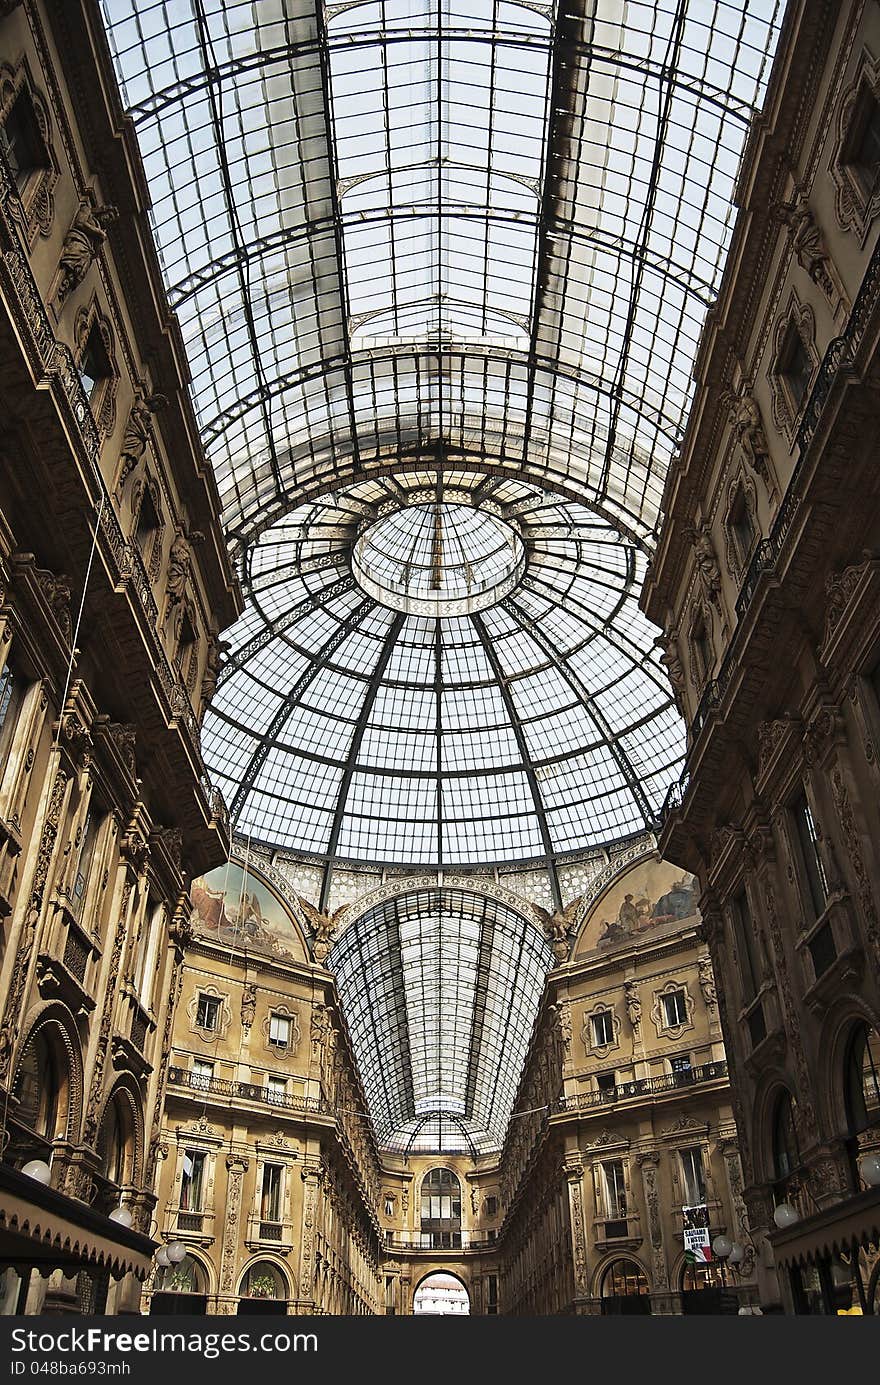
[202,472,685,890]
[100,0,784,548]
[329,888,553,1154]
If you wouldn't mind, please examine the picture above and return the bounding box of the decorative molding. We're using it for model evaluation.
[830,47,880,240]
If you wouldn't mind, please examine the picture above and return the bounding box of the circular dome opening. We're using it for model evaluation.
[352,502,525,615]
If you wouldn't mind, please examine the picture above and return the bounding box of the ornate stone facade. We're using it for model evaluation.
[0,0,239,1313]
[643,0,880,1315]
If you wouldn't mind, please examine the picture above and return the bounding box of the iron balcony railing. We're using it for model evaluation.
[167,1065,329,1114]
[556,1060,727,1112]
[661,231,880,829]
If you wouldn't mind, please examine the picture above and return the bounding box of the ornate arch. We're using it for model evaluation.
[12,1000,84,1143]
[237,1256,294,1301]
[816,994,880,1140]
[721,470,759,580]
[830,47,880,241]
[0,55,60,244]
[592,1251,652,1298]
[73,296,119,437]
[768,290,818,438]
[96,1073,145,1188]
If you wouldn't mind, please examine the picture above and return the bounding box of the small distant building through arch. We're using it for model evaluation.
[413,1273,470,1316]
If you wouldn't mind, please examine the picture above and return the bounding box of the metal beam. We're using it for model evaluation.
[319,612,406,912]
[471,614,563,911]
[228,595,373,822]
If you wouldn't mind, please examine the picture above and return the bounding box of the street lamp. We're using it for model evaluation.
[21,1160,52,1184]
[858,1152,880,1188]
[772,1201,800,1229]
[165,1242,186,1264]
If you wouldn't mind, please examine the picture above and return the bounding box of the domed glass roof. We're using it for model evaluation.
[202,471,684,874]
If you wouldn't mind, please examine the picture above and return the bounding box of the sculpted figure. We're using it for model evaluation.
[57,198,117,302]
[775,192,835,298]
[116,389,165,493]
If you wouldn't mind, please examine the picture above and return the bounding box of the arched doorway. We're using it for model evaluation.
[680,1257,727,1314]
[413,1273,470,1315]
[600,1259,651,1315]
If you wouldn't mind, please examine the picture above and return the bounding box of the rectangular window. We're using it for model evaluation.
[730,889,760,1003]
[600,1160,627,1220]
[808,920,837,979]
[180,1150,206,1211]
[793,791,828,919]
[662,989,688,1028]
[192,1060,213,1091]
[747,1003,767,1049]
[591,1011,614,1047]
[78,325,110,401]
[485,1196,498,1217]
[671,1055,693,1085]
[846,85,880,194]
[680,1147,707,1207]
[779,327,812,410]
[729,488,755,569]
[260,1163,283,1223]
[487,1274,498,1314]
[266,1076,287,1106]
[195,993,221,1031]
[596,1071,617,1097]
[268,1013,291,1048]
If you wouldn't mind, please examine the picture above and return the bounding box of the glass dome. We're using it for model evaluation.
[202,471,685,872]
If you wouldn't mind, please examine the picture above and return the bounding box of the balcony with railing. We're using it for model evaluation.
[244,1215,296,1252]
[163,1206,216,1244]
[382,1229,496,1253]
[557,1060,728,1114]
[660,230,880,835]
[166,1065,328,1116]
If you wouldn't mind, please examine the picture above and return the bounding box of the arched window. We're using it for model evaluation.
[420,1168,462,1250]
[844,1022,880,1136]
[238,1261,288,1310]
[13,1028,65,1149]
[151,1254,208,1316]
[844,1021,880,1190]
[772,1090,800,1181]
[96,1085,135,1207]
[600,1259,651,1315]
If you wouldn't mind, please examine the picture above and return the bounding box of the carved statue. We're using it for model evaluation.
[722,388,775,496]
[165,528,191,604]
[240,984,257,1031]
[624,980,641,1030]
[698,956,717,1007]
[687,522,722,605]
[774,191,835,300]
[116,388,165,494]
[298,895,340,963]
[534,897,583,964]
[56,197,117,304]
[657,634,685,712]
[471,1186,480,1216]
[200,634,228,707]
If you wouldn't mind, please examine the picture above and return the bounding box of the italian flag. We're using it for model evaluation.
[685,1245,713,1264]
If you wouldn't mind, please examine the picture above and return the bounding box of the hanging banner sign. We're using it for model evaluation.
[682,1203,713,1262]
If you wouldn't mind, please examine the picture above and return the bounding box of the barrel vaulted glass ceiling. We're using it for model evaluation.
[330,888,553,1154]
[100,0,783,1150]
[101,0,784,871]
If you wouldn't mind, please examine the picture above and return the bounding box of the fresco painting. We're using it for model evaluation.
[189,861,307,962]
[575,856,700,956]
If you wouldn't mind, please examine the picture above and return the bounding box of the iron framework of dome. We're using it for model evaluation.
[100,0,784,1152]
[204,472,684,905]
